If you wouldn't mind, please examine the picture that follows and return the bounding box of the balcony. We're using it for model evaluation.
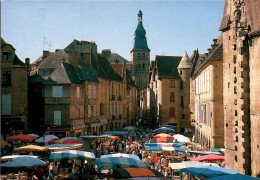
[45,97,70,104]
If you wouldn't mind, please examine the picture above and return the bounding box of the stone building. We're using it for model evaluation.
[219,0,260,176]
[1,37,29,137]
[131,10,150,90]
[147,52,193,133]
[192,36,224,149]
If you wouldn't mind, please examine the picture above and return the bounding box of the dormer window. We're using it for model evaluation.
[3,51,12,61]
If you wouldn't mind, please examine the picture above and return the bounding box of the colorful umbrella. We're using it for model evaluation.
[122,126,136,131]
[169,161,219,170]
[147,146,187,152]
[14,145,49,152]
[113,168,164,179]
[188,150,221,155]
[35,135,59,143]
[6,134,37,142]
[1,141,11,147]
[49,150,95,162]
[95,157,150,170]
[26,133,39,137]
[1,155,39,162]
[178,166,240,178]
[150,138,173,143]
[153,133,173,139]
[190,154,225,162]
[108,136,120,140]
[100,153,140,160]
[44,144,83,152]
[153,127,175,133]
[103,131,127,136]
[145,143,174,147]
[1,157,46,168]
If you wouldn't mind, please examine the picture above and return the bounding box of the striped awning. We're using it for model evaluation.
[49,150,95,162]
[95,157,150,170]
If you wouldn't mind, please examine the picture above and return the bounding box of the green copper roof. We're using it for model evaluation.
[132,10,150,52]
[156,56,182,79]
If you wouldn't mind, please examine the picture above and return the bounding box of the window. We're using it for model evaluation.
[180,70,182,75]
[54,111,61,125]
[52,86,62,97]
[117,102,119,115]
[3,51,11,61]
[170,92,175,102]
[1,94,11,115]
[142,53,145,60]
[181,96,184,106]
[76,87,80,98]
[100,103,104,116]
[169,107,175,117]
[88,105,91,117]
[139,64,141,69]
[182,114,185,119]
[170,80,175,88]
[180,81,183,89]
[137,53,141,60]
[88,85,91,98]
[93,86,96,99]
[93,105,96,117]
[143,64,145,69]
[3,71,11,85]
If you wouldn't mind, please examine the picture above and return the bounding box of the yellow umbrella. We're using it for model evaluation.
[14,145,49,151]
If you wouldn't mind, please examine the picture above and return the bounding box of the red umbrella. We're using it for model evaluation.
[48,139,58,144]
[61,139,82,144]
[190,154,225,162]
[6,135,37,142]
[109,136,120,140]
[155,137,173,143]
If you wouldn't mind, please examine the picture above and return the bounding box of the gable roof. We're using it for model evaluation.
[155,56,182,79]
[111,53,131,64]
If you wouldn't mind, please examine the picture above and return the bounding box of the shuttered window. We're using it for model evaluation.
[169,107,175,117]
[88,105,91,117]
[54,111,61,125]
[93,105,96,117]
[76,87,80,98]
[93,86,96,99]
[1,94,11,115]
[88,85,91,98]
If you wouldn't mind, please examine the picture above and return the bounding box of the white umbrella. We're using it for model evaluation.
[35,135,59,143]
[1,155,39,162]
[100,153,140,160]
[27,133,39,137]
[169,161,219,170]
[1,157,46,168]
[173,134,191,143]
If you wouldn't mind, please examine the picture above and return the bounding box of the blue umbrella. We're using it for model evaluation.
[145,143,174,147]
[161,125,176,129]
[1,157,46,168]
[153,127,175,133]
[103,131,127,136]
[207,174,260,180]
[179,166,240,178]
[173,142,185,147]
[49,150,95,162]
[95,157,150,170]
[147,146,186,152]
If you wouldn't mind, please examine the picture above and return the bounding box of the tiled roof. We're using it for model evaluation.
[78,67,99,83]
[64,39,96,53]
[111,64,124,77]
[37,50,69,69]
[29,74,55,84]
[177,51,192,69]
[155,56,182,79]
[111,53,131,64]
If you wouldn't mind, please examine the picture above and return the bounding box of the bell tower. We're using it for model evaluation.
[131,10,150,90]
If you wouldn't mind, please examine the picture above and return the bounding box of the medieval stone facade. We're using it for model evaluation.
[219,0,260,176]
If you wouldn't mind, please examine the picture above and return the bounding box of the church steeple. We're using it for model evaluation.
[131,10,150,52]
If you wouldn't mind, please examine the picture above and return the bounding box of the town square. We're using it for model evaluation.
[1,0,260,179]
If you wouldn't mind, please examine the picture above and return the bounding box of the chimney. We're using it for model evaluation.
[68,52,78,73]
[211,44,217,50]
[25,58,30,66]
[213,39,218,45]
[205,53,208,57]
[102,49,112,63]
[207,48,212,54]
[42,50,50,59]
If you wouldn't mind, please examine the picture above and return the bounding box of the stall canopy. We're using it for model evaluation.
[153,127,175,133]
[147,146,187,152]
[178,166,240,178]
[206,174,260,180]
[95,157,150,170]
[173,134,191,143]
[48,138,82,144]
[103,131,127,136]
[188,150,221,155]
[44,144,83,151]
[1,157,46,168]
[173,143,185,147]
[14,145,49,152]
[190,154,224,162]
[6,134,38,142]
[35,135,59,143]
[113,168,164,179]
[122,126,137,131]
[145,143,173,147]
[49,150,95,162]
[1,155,39,162]
[100,153,140,160]
[153,133,173,139]
[169,161,219,170]
[79,135,110,139]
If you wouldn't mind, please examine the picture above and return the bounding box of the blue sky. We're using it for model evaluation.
[2,0,224,62]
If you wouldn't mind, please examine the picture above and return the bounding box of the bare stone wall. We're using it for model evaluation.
[249,36,260,177]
